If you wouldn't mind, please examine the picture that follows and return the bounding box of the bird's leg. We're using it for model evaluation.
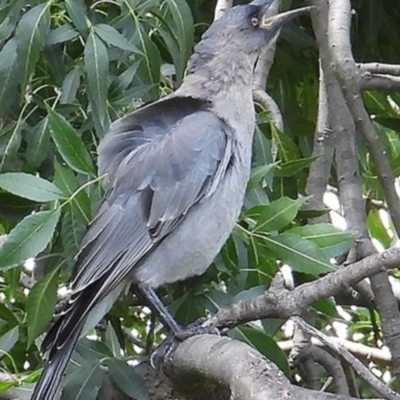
[137,286,182,335]
[137,286,219,339]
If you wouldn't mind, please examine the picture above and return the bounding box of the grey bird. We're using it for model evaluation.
[31,2,310,399]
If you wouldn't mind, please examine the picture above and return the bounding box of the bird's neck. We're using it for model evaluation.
[175,47,257,141]
[176,47,257,102]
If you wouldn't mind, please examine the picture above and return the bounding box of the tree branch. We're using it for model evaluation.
[360,74,400,92]
[211,245,400,329]
[327,0,400,380]
[358,63,400,77]
[293,317,400,400]
[213,0,233,20]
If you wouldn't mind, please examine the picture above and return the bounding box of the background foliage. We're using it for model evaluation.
[0,0,399,398]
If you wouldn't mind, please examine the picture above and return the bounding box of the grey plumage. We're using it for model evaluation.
[31,2,310,399]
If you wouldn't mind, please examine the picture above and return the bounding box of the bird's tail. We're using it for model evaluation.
[31,327,81,400]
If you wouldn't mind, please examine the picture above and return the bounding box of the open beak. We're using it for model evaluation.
[260,6,313,30]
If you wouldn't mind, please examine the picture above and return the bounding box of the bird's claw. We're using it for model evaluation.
[174,321,220,341]
[150,318,220,369]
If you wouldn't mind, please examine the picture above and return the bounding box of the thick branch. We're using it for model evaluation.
[166,335,364,400]
[327,0,400,236]
[328,0,400,380]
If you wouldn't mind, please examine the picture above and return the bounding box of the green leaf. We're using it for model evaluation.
[106,358,150,400]
[0,210,61,271]
[27,268,59,346]
[84,32,109,133]
[0,303,19,325]
[275,156,319,177]
[15,2,51,91]
[261,233,334,274]
[0,326,19,356]
[247,163,278,191]
[254,197,308,232]
[61,210,86,269]
[0,38,20,115]
[233,326,289,376]
[271,125,300,162]
[288,224,355,258]
[60,68,82,104]
[26,117,51,170]
[75,338,113,362]
[48,109,95,176]
[46,23,79,45]
[0,172,65,202]
[62,361,104,400]
[110,62,140,95]
[54,161,91,224]
[313,298,337,317]
[164,0,194,81]
[0,381,14,393]
[253,124,274,167]
[132,22,160,98]
[94,24,141,54]
[368,209,392,248]
[65,0,89,36]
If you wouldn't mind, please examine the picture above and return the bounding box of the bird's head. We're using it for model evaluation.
[193,1,311,60]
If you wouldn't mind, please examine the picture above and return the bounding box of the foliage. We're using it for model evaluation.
[0,0,399,398]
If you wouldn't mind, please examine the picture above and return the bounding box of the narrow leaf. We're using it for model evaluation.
[48,109,95,176]
[0,326,19,356]
[0,39,20,115]
[27,268,59,346]
[61,209,86,269]
[60,68,82,104]
[62,361,104,400]
[106,359,150,400]
[233,326,289,376]
[26,117,51,170]
[275,156,319,177]
[46,23,79,46]
[65,0,89,36]
[261,233,334,274]
[0,173,65,202]
[0,210,61,271]
[288,224,355,258]
[15,2,51,91]
[94,24,141,53]
[254,197,308,232]
[54,161,91,224]
[84,32,109,133]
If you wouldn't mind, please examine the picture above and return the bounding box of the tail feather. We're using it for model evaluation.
[31,327,81,400]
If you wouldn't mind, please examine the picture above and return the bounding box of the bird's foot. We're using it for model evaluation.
[150,318,219,369]
[174,317,220,341]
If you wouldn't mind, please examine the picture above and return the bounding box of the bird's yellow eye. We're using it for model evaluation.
[251,17,259,27]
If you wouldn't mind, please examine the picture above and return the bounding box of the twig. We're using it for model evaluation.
[292,316,400,400]
[279,338,392,364]
[358,63,400,77]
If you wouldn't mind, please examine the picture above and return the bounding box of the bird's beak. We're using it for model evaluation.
[260,6,313,30]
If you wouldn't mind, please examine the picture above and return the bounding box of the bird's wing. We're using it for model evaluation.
[42,96,233,355]
[74,96,232,291]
